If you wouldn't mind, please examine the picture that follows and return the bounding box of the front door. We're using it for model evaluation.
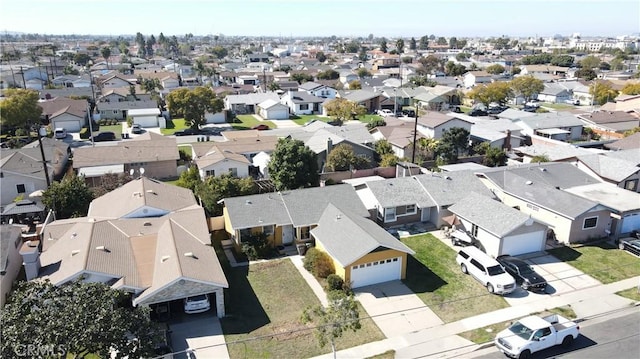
[421,207,430,222]
[282,225,294,245]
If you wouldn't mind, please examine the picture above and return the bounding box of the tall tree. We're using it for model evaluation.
[436,127,470,162]
[580,55,601,70]
[590,82,618,105]
[445,61,467,76]
[1,280,159,359]
[100,47,111,69]
[356,68,371,79]
[268,138,319,190]
[0,89,42,129]
[316,51,327,63]
[417,55,444,76]
[448,37,458,49]
[323,98,366,124]
[42,175,94,219]
[485,64,506,75]
[396,39,405,54]
[510,75,544,102]
[197,174,257,216]
[165,87,223,129]
[409,37,417,50]
[418,36,429,50]
[325,144,370,171]
[380,38,388,53]
[436,37,448,45]
[175,166,201,193]
[467,82,513,106]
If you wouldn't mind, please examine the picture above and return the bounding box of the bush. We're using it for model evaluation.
[14,128,27,136]
[126,116,133,127]
[303,248,320,272]
[79,128,90,139]
[327,289,348,302]
[326,274,344,291]
[240,233,271,260]
[303,248,335,278]
[99,119,107,126]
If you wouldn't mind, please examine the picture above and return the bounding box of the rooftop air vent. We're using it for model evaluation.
[161,255,170,262]
[540,168,547,172]
[71,250,80,256]
[143,222,152,226]
[246,200,252,205]
[184,252,197,259]
[146,190,157,195]
[526,180,533,185]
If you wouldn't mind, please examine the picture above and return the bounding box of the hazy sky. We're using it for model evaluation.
[0,0,638,38]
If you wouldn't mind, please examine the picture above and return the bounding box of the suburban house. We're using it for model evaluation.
[224,93,280,114]
[51,74,91,88]
[311,203,416,288]
[280,91,325,115]
[370,123,426,159]
[194,145,251,179]
[192,134,279,162]
[97,73,135,89]
[72,132,179,186]
[257,99,290,120]
[97,100,159,122]
[412,112,473,139]
[536,83,572,103]
[448,192,548,257]
[600,94,640,113]
[302,130,375,172]
[476,163,612,244]
[36,178,228,317]
[514,112,584,141]
[336,90,384,113]
[520,65,569,78]
[1,138,69,207]
[1,225,23,306]
[413,85,461,111]
[512,142,594,163]
[468,117,524,150]
[605,132,640,151]
[298,81,338,99]
[577,111,640,139]
[128,108,162,128]
[463,71,493,88]
[39,97,88,132]
[576,150,640,193]
[222,185,370,250]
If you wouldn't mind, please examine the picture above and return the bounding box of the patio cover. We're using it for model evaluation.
[2,200,46,216]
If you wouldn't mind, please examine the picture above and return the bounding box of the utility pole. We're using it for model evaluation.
[411,110,418,164]
[36,127,51,188]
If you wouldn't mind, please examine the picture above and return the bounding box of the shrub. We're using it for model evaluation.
[99,119,106,126]
[314,251,335,278]
[240,233,271,260]
[79,128,90,139]
[327,289,348,302]
[303,248,320,272]
[15,128,27,136]
[126,116,133,127]
[326,274,344,291]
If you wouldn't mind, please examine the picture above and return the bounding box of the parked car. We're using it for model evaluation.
[402,109,416,117]
[200,127,221,135]
[487,106,508,115]
[469,109,488,117]
[91,132,116,142]
[378,109,394,117]
[174,128,200,136]
[495,314,579,359]
[523,106,538,113]
[618,237,640,256]
[252,124,270,131]
[54,128,67,140]
[525,101,540,108]
[184,294,210,314]
[130,124,143,134]
[565,99,580,105]
[456,246,516,295]
[496,255,548,292]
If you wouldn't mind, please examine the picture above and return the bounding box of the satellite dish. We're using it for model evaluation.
[140,167,145,175]
[129,169,134,176]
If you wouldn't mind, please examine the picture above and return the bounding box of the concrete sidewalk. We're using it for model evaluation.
[310,276,640,359]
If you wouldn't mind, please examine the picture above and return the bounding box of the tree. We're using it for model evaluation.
[485,64,506,75]
[550,54,574,67]
[455,53,470,62]
[356,68,371,79]
[268,138,319,190]
[325,144,370,172]
[449,37,458,49]
[580,55,601,70]
[100,47,111,69]
[324,98,366,123]
[437,127,470,162]
[575,68,597,81]
[467,82,513,107]
[621,83,640,95]
[316,51,327,63]
[510,75,544,102]
[531,154,550,163]
[396,39,405,53]
[196,174,257,216]
[610,57,625,71]
[409,37,417,50]
[210,46,228,59]
[73,53,91,66]
[165,87,223,129]
[1,280,159,359]
[590,82,618,105]
[380,39,387,53]
[445,61,467,76]
[316,69,340,80]
[291,72,315,84]
[268,82,281,91]
[92,172,134,198]
[482,145,507,167]
[301,295,361,359]
[0,89,42,129]
[419,36,429,50]
[175,166,201,193]
[348,80,362,90]
[436,37,448,45]
[42,175,94,219]
[415,137,438,162]
[417,55,444,76]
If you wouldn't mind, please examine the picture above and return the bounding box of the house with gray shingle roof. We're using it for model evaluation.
[36,177,228,317]
[336,89,384,113]
[281,91,326,115]
[576,150,640,193]
[515,112,584,141]
[311,204,415,288]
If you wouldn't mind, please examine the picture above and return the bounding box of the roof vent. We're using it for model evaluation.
[245,200,252,205]
[132,191,143,197]
[336,214,341,220]
[143,222,152,226]
[71,250,80,256]
[444,176,452,180]
[540,168,547,172]
[161,255,170,262]
[184,252,197,259]
[71,232,77,239]
[95,246,110,252]
[146,190,157,195]
[525,180,533,185]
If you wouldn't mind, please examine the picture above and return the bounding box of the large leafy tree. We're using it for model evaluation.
[590,82,618,105]
[290,72,314,84]
[316,69,339,80]
[92,172,134,198]
[197,174,257,216]
[550,54,574,67]
[485,64,506,75]
[325,144,370,172]
[0,89,42,129]
[396,39,405,53]
[510,75,544,102]
[580,55,601,70]
[100,47,111,69]
[475,142,507,167]
[467,82,513,106]
[268,138,319,190]
[417,55,444,76]
[409,37,417,50]
[175,166,201,193]
[436,127,470,162]
[418,36,429,50]
[380,39,387,53]
[165,87,223,129]
[323,98,366,124]
[445,61,467,76]
[621,83,640,95]
[42,175,94,219]
[1,280,159,359]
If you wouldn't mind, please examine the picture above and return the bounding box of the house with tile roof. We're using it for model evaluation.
[311,204,415,288]
[35,177,228,317]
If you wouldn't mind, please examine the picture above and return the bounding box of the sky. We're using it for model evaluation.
[0,0,638,38]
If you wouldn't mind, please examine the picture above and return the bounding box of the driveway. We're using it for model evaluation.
[355,281,444,338]
[169,313,229,359]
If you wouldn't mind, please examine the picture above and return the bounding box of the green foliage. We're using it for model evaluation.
[241,232,271,260]
[590,82,619,105]
[485,64,505,75]
[0,89,43,129]
[396,39,405,53]
[455,53,470,61]
[73,53,91,66]
[417,55,444,76]
[79,127,90,139]
[445,61,467,76]
[580,55,601,70]
[520,53,553,65]
[316,69,340,80]
[324,98,366,122]
[291,72,315,84]
[42,175,94,219]
[175,166,201,193]
[575,69,597,80]
[300,294,361,353]
[467,82,513,106]
[165,87,223,129]
[326,274,345,291]
[550,54,574,67]
[326,144,370,172]
[409,37,417,50]
[356,68,371,79]
[380,39,387,53]
[1,280,159,359]
[303,248,335,278]
[436,127,470,163]
[178,148,192,162]
[375,140,393,156]
[366,118,386,130]
[379,153,399,167]
[482,146,507,167]
[623,127,640,137]
[621,83,640,95]
[196,174,257,216]
[316,51,327,63]
[268,138,319,190]
[510,75,544,102]
[531,154,550,163]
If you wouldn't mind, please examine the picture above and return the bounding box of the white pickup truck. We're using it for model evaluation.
[494,314,580,359]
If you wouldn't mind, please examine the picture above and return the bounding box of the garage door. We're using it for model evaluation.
[134,116,158,127]
[54,120,81,132]
[269,109,289,120]
[621,213,640,234]
[350,257,402,288]
[500,231,545,256]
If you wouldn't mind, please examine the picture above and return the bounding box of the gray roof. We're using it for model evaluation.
[366,176,435,208]
[578,153,639,182]
[310,204,414,267]
[497,108,537,121]
[287,92,326,104]
[98,100,159,111]
[449,193,545,238]
[605,133,640,151]
[1,199,45,215]
[413,170,496,207]
[1,225,21,273]
[226,92,280,105]
[339,89,381,103]
[540,83,571,96]
[223,184,369,229]
[518,112,584,129]
[603,148,640,163]
[298,81,324,91]
[514,144,592,162]
[480,162,601,189]
[565,183,640,214]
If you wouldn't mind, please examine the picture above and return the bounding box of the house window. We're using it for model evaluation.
[624,179,638,191]
[471,224,479,238]
[239,228,252,242]
[263,225,274,237]
[205,170,215,177]
[229,168,238,177]
[406,204,416,214]
[16,184,26,193]
[299,226,310,240]
[583,216,598,229]
[299,104,309,110]
[385,207,396,222]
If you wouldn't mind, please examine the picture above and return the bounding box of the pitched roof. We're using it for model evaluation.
[605,133,640,151]
[513,143,593,162]
[413,170,496,207]
[38,97,87,119]
[339,89,381,103]
[578,111,639,125]
[366,176,435,208]
[194,145,251,169]
[577,153,639,182]
[225,92,280,105]
[518,112,584,129]
[192,135,279,157]
[416,112,461,128]
[286,92,325,104]
[310,204,415,267]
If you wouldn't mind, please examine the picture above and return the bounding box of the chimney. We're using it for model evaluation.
[327,138,333,155]
[20,240,41,281]
[503,129,512,151]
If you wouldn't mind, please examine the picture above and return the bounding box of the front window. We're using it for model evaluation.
[583,216,598,229]
[384,207,396,222]
[624,179,638,191]
[299,226,310,240]
[229,168,238,177]
[263,225,274,237]
[205,170,215,177]
[239,228,252,242]
[16,184,26,193]
[406,204,416,214]
[300,104,309,110]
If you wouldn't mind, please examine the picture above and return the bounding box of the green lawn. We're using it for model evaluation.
[160,118,189,135]
[367,350,396,359]
[94,124,122,138]
[356,114,383,124]
[459,106,472,114]
[221,258,384,359]
[459,306,577,344]
[541,103,574,110]
[290,114,326,126]
[616,288,640,302]
[401,234,509,322]
[547,242,640,284]
[232,115,276,130]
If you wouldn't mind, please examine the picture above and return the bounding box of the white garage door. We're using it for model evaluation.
[269,109,289,120]
[54,120,81,132]
[350,257,402,288]
[621,213,640,234]
[500,231,545,256]
[134,116,159,127]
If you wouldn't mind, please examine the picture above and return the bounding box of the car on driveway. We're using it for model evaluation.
[402,109,416,117]
[252,124,270,131]
[618,237,640,257]
[130,124,143,134]
[497,255,548,292]
[469,108,488,117]
[54,128,67,139]
[378,109,394,117]
[184,294,210,314]
[456,246,516,295]
[91,132,116,142]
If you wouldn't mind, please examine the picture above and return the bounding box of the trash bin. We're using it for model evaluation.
[296,243,307,256]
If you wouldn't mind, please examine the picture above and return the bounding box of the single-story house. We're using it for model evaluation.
[413,112,473,139]
[194,145,251,179]
[336,90,384,114]
[281,91,325,115]
[536,83,572,103]
[577,111,640,138]
[298,81,338,99]
[128,108,162,127]
[97,100,159,122]
[258,99,289,120]
[514,112,584,141]
[311,204,416,288]
[39,97,88,132]
[224,93,281,114]
[463,71,493,88]
[576,150,640,193]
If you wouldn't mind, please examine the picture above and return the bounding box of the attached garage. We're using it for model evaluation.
[499,230,547,257]
[621,213,640,234]
[51,114,84,132]
[258,99,290,120]
[128,108,161,128]
[350,257,402,288]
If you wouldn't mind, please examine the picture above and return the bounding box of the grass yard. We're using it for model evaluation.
[547,242,640,284]
[220,259,384,359]
[289,114,326,126]
[356,114,383,124]
[459,306,577,344]
[541,102,574,110]
[232,115,276,130]
[177,144,192,158]
[94,124,122,138]
[401,234,509,323]
[160,118,189,135]
[616,288,640,302]
[367,350,396,359]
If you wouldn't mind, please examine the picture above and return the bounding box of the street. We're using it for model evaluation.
[469,308,639,359]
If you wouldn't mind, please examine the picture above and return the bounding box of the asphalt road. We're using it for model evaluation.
[470,308,640,359]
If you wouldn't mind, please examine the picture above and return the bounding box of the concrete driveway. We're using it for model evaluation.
[169,313,229,359]
[355,281,444,338]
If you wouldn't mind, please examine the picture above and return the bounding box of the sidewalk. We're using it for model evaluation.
[310,276,639,359]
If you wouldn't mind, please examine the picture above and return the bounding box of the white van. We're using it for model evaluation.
[456,246,516,295]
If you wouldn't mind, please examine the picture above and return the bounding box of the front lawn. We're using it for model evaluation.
[290,114,325,126]
[94,124,122,138]
[160,118,188,135]
[401,234,509,322]
[541,102,574,110]
[356,114,383,124]
[221,259,384,359]
[616,288,640,302]
[233,115,275,130]
[547,242,640,284]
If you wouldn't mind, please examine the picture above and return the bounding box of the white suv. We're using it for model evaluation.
[456,246,516,295]
[184,294,210,314]
[378,109,393,117]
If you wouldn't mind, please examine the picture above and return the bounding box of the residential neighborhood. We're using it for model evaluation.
[1,4,640,358]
